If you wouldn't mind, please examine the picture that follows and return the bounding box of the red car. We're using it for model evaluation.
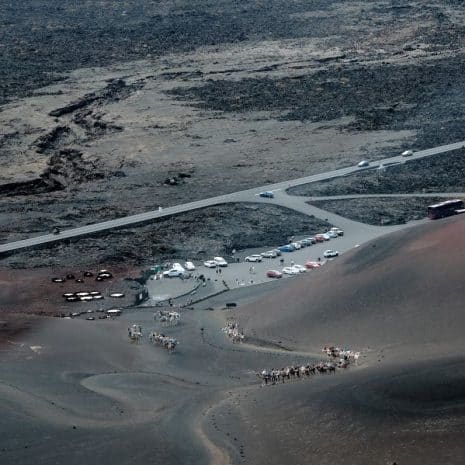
[267,270,283,278]
[315,234,325,243]
[305,261,321,269]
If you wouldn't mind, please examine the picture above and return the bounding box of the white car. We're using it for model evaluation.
[184,261,196,271]
[357,160,370,167]
[282,266,299,275]
[291,242,302,250]
[261,250,277,258]
[401,150,414,157]
[204,260,217,268]
[245,254,262,262]
[323,250,339,258]
[291,264,306,273]
[327,231,338,238]
[213,257,228,267]
[322,233,331,241]
[163,268,186,278]
[330,227,344,236]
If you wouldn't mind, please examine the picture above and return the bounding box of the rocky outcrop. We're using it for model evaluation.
[40,149,104,189]
[72,109,123,137]
[34,126,71,154]
[48,79,143,118]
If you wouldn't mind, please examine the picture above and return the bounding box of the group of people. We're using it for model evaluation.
[222,321,245,343]
[257,346,360,386]
[149,332,178,352]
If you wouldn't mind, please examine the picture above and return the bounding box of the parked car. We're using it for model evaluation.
[291,264,306,273]
[282,266,299,275]
[315,234,325,243]
[306,237,317,244]
[305,261,321,269]
[330,227,344,236]
[245,254,262,262]
[358,160,370,167]
[266,270,283,278]
[204,260,217,268]
[323,249,339,258]
[184,261,196,271]
[274,248,282,256]
[291,242,302,250]
[163,268,186,278]
[261,250,277,259]
[401,150,414,157]
[322,233,331,241]
[278,244,295,253]
[327,231,338,238]
[300,238,313,247]
[213,257,228,267]
[259,191,274,198]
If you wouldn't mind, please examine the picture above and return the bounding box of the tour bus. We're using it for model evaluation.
[427,199,464,220]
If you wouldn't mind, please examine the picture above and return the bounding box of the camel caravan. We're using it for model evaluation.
[257,346,360,386]
[222,321,245,344]
[154,310,180,326]
[149,332,178,353]
[127,322,178,353]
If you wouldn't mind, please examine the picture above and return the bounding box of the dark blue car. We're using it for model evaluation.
[259,191,274,198]
[278,244,294,252]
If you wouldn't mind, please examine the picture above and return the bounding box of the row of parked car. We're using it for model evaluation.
[160,227,343,278]
[244,227,344,262]
[160,261,196,278]
[204,257,228,268]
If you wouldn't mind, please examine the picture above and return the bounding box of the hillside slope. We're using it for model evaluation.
[235,214,465,353]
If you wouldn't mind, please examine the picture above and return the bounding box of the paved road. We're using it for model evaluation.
[305,192,465,201]
[1,140,464,254]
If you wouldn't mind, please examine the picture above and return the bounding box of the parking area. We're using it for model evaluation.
[146,229,363,302]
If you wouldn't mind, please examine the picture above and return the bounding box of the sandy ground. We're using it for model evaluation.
[2,2,465,463]
[1,215,465,464]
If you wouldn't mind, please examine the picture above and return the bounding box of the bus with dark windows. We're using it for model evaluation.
[427,199,464,220]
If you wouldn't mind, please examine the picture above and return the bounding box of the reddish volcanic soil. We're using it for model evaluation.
[0,264,142,345]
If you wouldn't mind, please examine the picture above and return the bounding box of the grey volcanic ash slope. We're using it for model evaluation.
[234,214,465,351]
[223,216,465,465]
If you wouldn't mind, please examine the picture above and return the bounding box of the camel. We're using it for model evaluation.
[155,310,181,326]
[128,324,142,343]
[149,331,179,353]
[222,322,245,343]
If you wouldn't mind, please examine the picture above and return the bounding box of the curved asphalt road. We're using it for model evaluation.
[1,140,464,254]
